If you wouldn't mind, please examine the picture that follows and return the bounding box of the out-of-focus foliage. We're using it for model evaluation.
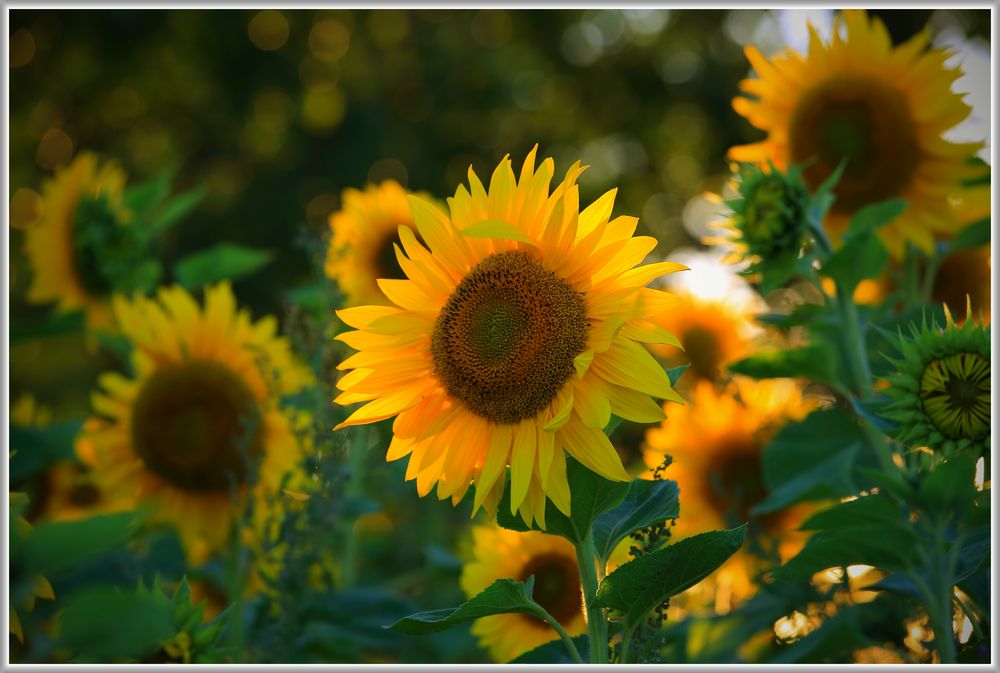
[8,8,991,665]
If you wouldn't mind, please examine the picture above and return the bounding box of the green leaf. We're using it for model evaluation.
[757,303,826,329]
[753,409,873,515]
[595,525,746,631]
[916,453,978,512]
[820,199,905,293]
[57,585,175,661]
[778,495,919,578]
[667,364,688,387]
[728,344,838,387]
[496,456,629,545]
[946,218,990,253]
[19,512,138,575]
[843,199,908,240]
[174,243,274,289]
[123,168,176,215]
[387,578,542,635]
[149,186,205,235]
[9,311,85,345]
[9,420,83,481]
[822,234,888,294]
[592,479,680,565]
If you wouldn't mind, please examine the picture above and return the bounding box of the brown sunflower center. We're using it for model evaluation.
[518,552,582,626]
[790,74,918,213]
[920,352,990,440]
[682,325,724,381]
[431,250,588,425]
[702,443,784,531]
[932,249,991,317]
[131,361,263,492]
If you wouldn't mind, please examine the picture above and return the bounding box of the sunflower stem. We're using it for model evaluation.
[341,424,370,587]
[809,221,874,398]
[575,530,608,664]
[531,602,585,664]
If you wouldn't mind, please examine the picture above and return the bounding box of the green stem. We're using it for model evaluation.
[341,425,370,587]
[533,605,585,664]
[809,221,873,398]
[575,530,608,664]
[619,622,638,664]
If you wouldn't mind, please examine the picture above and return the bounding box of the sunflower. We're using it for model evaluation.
[643,377,817,606]
[731,10,985,259]
[76,282,313,563]
[461,525,585,662]
[23,152,128,326]
[325,180,436,307]
[651,249,765,386]
[333,148,686,527]
[882,302,990,455]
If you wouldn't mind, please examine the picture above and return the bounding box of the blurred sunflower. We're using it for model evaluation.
[23,152,128,326]
[334,148,686,527]
[651,248,766,386]
[77,282,313,563]
[461,525,585,662]
[731,10,985,259]
[643,377,817,607]
[326,180,435,307]
[883,303,990,455]
[933,246,991,324]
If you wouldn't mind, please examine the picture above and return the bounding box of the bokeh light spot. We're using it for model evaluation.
[35,128,74,170]
[309,19,350,62]
[10,188,44,230]
[367,158,408,187]
[248,10,290,51]
[10,28,36,68]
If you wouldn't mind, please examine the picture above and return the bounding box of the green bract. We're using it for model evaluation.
[882,307,990,455]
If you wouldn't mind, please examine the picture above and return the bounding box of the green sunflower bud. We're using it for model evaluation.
[728,162,810,262]
[881,303,991,456]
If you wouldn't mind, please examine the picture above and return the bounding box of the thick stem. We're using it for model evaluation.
[575,530,608,664]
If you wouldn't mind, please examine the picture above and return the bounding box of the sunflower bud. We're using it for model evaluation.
[881,302,990,456]
[727,162,810,263]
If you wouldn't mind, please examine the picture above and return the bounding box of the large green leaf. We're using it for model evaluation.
[595,525,746,631]
[778,495,919,578]
[174,243,274,289]
[388,578,542,635]
[753,409,873,515]
[728,344,838,388]
[18,512,138,575]
[916,453,979,513]
[57,586,175,661]
[496,456,629,545]
[592,478,679,565]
